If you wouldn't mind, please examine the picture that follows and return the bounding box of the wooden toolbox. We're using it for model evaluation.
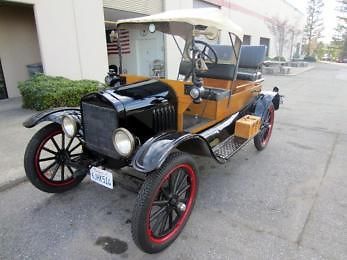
[234,115,261,139]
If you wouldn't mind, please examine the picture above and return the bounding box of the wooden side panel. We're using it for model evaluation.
[123,74,150,84]
[230,84,261,114]
[184,100,217,119]
[215,98,231,120]
[160,79,193,131]
[202,78,232,90]
[159,78,262,133]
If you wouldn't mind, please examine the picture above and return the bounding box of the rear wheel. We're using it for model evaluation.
[254,104,275,151]
[24,123,86,193]
[131,152,198,253]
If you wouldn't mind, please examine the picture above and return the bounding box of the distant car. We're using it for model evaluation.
[22,8,281,253]
[335,56,347,63]
[321,54,331,61]
[304,56,317,62]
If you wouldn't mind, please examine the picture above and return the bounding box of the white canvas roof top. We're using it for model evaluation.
[115,8,244,39]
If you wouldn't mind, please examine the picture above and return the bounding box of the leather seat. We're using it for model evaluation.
[237,69,262,81]
[236,45,267,81]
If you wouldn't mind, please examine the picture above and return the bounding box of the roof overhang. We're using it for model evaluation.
[112,8,244,40]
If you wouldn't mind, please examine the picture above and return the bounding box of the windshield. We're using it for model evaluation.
[179,31,241,81]
[110,22,241,80]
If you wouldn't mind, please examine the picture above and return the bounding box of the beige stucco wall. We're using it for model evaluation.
[237,0,303,58]
[33,0,108,81]
[0,4,41,98]
[4,0,108,97]
[218,0,305,58]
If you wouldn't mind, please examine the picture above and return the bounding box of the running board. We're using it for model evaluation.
[212,135,252,162]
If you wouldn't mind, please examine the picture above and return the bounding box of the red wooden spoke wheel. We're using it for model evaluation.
[24,123,85,193]
[131,152,198,253]
[254,104,275,151]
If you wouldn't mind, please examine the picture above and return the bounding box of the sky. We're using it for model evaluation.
[287,0,338,43]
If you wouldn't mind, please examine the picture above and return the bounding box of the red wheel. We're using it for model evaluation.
[24,123,86,193]
[131,152,198,253]
[254,104,275,150]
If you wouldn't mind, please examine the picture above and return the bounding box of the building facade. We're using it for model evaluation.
[0,0,304,99]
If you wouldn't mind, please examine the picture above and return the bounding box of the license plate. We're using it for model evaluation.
[90,167,113,189]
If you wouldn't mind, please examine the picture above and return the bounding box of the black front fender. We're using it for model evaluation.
[254,89,280,119]
[131,131,216,173]
[23,107,80,128]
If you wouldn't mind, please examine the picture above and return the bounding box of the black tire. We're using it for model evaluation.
[24,123,86,193]
[131,151,199,253]
[254,104,275,151]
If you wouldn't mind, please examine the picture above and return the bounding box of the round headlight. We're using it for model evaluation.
[62,115,77,138]
[190,87,200,99]
[112,128,135,157]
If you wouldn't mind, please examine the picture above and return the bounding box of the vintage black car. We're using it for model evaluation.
[23,8,281,253]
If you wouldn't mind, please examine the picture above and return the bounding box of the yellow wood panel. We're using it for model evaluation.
[230,84,261,114]
[202,78,232,90]
[233,80,261,94]
[159,79,262,132]
[119,77,263,133]
[215,98,230,120]
[160,79,193,131]
[123,74,150,84]
[185,100,217,119]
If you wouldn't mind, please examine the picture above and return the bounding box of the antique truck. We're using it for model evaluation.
[23,8,281,253]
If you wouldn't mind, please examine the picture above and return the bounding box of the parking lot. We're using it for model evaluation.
[1,62,347,259]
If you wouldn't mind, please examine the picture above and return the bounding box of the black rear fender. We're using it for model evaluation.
[23,107,80,128]
[131,132,215,173]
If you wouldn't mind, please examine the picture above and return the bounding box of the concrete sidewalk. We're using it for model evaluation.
[264,64,315,76]
[0,98,36,190]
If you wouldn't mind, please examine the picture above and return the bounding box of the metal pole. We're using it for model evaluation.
[117,27,123,74]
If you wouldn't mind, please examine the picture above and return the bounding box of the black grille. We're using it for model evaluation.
[82,102,119,158]
[152,105,176,132]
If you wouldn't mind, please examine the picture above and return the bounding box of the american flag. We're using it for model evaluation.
[107,29,130,55]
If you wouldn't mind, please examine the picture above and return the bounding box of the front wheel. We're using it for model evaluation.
[254,104,275,151]
[131,152,198,253]
[24,123,86,193]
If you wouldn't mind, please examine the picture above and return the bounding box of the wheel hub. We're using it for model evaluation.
[168,195,186,212]
[56,150,69,163]
[169,196,178,206]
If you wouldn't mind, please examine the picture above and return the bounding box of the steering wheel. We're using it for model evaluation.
[186,40,218,65]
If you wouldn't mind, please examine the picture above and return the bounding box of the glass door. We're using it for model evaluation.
[0,59,8,99]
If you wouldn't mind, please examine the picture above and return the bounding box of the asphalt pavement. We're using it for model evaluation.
[1,62,347,259]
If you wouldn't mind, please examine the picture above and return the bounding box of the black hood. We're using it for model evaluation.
[81,79,177,142]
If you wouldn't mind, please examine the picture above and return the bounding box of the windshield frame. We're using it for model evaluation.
[112,21,242,80]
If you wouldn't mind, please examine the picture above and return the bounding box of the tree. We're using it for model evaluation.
[303,0,324,56]
[334,0,347,59]
[314,41,326,59]
[288,27,303,59]
[267,17,293,59]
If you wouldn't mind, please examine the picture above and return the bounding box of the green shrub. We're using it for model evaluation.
[18,74,104,110]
